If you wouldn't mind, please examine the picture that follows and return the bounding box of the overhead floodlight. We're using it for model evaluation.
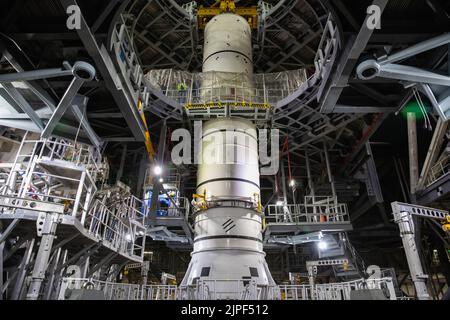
[153,165,162,175]
[159,178,164,183]
[125,233,132,242]
[289,179,296,187]
[317,240,328,250]
[276,200,283,206]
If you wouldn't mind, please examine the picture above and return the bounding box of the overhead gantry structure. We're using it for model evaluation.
[1,0,450,300]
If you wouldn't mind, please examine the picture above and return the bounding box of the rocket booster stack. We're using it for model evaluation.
[202,13,253,75]
[181,13,275,299]
[200,12,255,102]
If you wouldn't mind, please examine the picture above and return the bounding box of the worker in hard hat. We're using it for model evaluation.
[177,82,188,104]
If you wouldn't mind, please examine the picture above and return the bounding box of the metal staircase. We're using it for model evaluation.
[318,234,365,280]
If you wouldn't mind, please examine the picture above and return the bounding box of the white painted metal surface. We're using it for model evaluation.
[181,118,275,299]
[197,118,260,199]
[202,13,253,74]
[201,13,254,101]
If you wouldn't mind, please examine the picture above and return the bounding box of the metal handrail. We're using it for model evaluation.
[0,136,144,262]
[426,151,450,186]
[266,196,349,224]
[58,277,402,300]
[279,277,401,300]
[145,68,308,108]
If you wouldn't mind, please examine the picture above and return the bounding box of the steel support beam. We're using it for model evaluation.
[319,0,389,113]
[86,253,118,278]
[333,104,397,113]
[11,239,35,300]
[323,142,336,198]
[417,118,448,189]
[60,0,147,141]
[116,143,128,183]
[0,219,20,244]
[149,121,167,222]
[41,76,86,138]
[0,68,72,83]
[407,113,419,195]
[1,48,57,111]
[91,0,120,33]
[26,214,58,300]
[392,202,435,300]
[55,243,99,274]
[2,84,45,130]
[71,95,102,148]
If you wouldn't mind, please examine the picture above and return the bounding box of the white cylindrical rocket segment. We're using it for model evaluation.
[182,118,275,297]
[197,117,260,200]
[202,13,253,75]
[201,13,255,102]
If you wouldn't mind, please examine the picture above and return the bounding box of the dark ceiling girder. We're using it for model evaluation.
[135,33,185,69]
[1,0,26,31]
[266,30,321,72]
[332,0,360,31]
[7,33,104,41]
[333,105,397,113]
[60,0,147,142]
[319,0,389,113]
[426,0,450,22]
[349,83,393,107]
[91,0,121,33]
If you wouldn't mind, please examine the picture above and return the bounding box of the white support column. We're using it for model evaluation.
[323,142,336,198]
[8,164,19,194]
[43,247,62,300]
[11,238,35,300]
[307,266,316,300]
[407,112,419,195]
[26,214,58,300]
[393,210,430,300]
[81,256,90,278]
[80,183,93,226]
[72,171,86,218]
[19,157,38,198]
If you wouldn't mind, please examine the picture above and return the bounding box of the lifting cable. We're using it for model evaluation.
[281,136,293,184]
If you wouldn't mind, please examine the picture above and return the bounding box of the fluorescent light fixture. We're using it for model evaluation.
[153,165,162,175]
[317,240,328,250]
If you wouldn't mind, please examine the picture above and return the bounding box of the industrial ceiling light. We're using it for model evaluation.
[276,200,284,206]
[125,233,132,242]
[317,240,328,250]
[289,179,296,187]
[159,178,164,183]
[153,165,162,175]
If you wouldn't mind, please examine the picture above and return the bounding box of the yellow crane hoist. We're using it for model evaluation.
[137,99,156,162]
[197,0,258,29]
[442,215,450,232]
[192,190,208,210]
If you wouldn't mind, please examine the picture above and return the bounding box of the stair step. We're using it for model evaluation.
[319,247,345,258]
[335,271,360,277]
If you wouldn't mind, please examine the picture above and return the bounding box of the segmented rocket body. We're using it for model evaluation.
[200,13,255,102]
[181,13,275,299]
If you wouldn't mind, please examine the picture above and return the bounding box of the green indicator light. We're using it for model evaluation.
[401,100,429,120]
